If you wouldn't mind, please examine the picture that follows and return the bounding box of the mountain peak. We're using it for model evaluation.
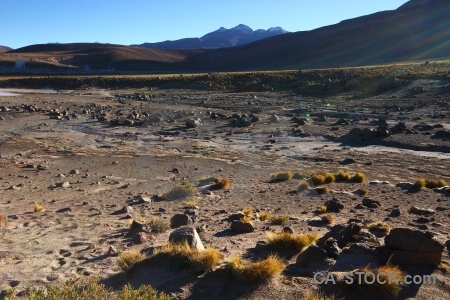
[231,24,253,32]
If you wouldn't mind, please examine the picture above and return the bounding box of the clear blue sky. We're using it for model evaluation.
[2,0,408,49]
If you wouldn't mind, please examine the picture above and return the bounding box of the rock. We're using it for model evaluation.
[282,226,294,234]
[9,280,20,287]
[185,118,201,128]
[169,227,204,250]
[317,223,362,249]
[230,220,255,233]
[9,185,20,191]
[391,122,407,134]
[129,220,147,233]
[69,169,79,175]
[377,125,392,137]
[396,182,414,190]
[136,195,152,203]
[46,274,60,282]
[409,206,435,216]
[415,217,432,224]
[170,214,192,228]
[340,158,356,165]
[361,128,378,138]
[269,114,280,123]
[362,197,381,208]
[324,198,344,212]
[133,232,150,244]
[323,238,341,259]
[106,245,118,257]
[228,213,245,221]
[385,228,445,266]
[184,209,199,222]
[390,208,401,217]
[59,181,70,188]
[296,245,328,267]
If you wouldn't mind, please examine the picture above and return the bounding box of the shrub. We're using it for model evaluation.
[351,172,366,183]
[321,214,335,224]
[163,181,197,200]
[34,202,45,212]
[335,170,351,182]
[117,249,146,272]
[185,200,197,208]
[266,232,319,252]
[365,221,391,233]
[147,217,170,233]
[315,186,329,195]
[297,179,310,191]
[324,174,336,184]
[23,277,172,300]
[242,207,254,216]
[293,171,310,179]
[259,211,271,221]
[414,178,426,189]
[240,215,252,223]
[426,179,447,189]
[0,215,8,228]
[272,171,293,181]
[210,177,230,190]
[152,242,223,272]
[227,255,285,282]
[311,174,326,185]
[317,206,327,214]
[270,215,290,226]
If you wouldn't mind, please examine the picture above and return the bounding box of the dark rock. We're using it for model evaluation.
[132,232,150,244]
[106,245,118,257]
[296,245,328,267]
[409,206,435,216]
[362,197,381,208]
[170,214,192,228]
[340,158,356,165]
[324,198,344,212]
[282,226,294,234]
[390,208,401,217]
[169,227,204,250]
[230,220,254,233]
[317,223,362,249]
[323,238,341,259]
[129,220,147,233]
[229,213,245,221]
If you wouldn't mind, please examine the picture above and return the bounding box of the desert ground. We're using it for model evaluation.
[0,65,449,299]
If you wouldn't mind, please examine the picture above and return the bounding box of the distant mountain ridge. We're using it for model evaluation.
[0,46,12,53]
[135,24,288,49]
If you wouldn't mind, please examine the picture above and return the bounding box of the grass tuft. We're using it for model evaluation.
[297,179,310,191]
[240,215,252,223]
[210,177,230,190]
[351,172,366,183]
[259,211,271,221]
[355,188,369,195]
[272,171,293,181]
[117,248,146,272]
[227,255,285,282]
[0,215,8,228]
[147,217,170,233]
[304,290,335,300]
[270,215,290,226]
[335,170,351,182]
[315,186,329,195]
[317,206,327,214]
[242,207,254,216]
[185,200,198,208]
[321,214,335,224]
[152,242,223,272]
[266,232,319,252]
[34,202,45,212]
[311,174,326,185]
[163,181,197,200]
[414,178,447,189]
[365,221,391,233]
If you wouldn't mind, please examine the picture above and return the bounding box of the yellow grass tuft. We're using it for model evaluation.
[266,232,319,252]
[315,186,329,195]
[272,171,293,181]
[210,177,230,190]
[147,217,170,233]
[153,242,223,272]
[117,248,146,272]
[365,222,391,233]
[415,178,448,189]
[293,171,311,179]
[317,206,327,214]
[335,170,351,182]
[270,215,290,226]
[227,255,285,282]
[351,172,366,183]
[34,202,45,212]
[311,174,326,185]
[0,215,8,228]
[136,215,144,222]
[185,200,198,208]
[259,211,271,221]
[438,262,450,273]
[240,215,252,223]
[356,188,369,195]
[163,181,197,200]
[242,207,254,216]
[414,178,426,189]
[321,214,335,224]
[297,179,310,191]
[324,173,336,184]
[304,290,335,300]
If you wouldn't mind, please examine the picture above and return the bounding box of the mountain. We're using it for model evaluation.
[135,24,288,50]
[0,46,12,53]
[186,0,450,71]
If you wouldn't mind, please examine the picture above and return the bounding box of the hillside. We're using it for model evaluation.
[135,24,287,50]
[0,46,12,53]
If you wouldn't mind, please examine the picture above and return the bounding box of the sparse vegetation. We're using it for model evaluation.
[266,232,319,252]
[242,207,254,216]
[304,290,335,300]
[324,173,336,184]
[147,217,170,233]
[365,221,391,233]
[259,211,271,221]
[22,277,172,300]
[438,262,450,273]
[335,170,351,182]
[351,172,366,183]
[240,215,252,223]
[272,171,293,181]
[321,214,335,224]
[0,215,8,228]
[270,215,290,226]
[414,178,448,189]
[117,248,146,272]
[293,171,311,180]
[355,188,369,195]
[227,255,285,282]
[210,177,230,190]
[315,186,329,195]
[311,174,326,185]
[338,263,405,297]
[297,179,310,191]
[317,206,327,214]
[185,200,198,208]
[151,242,223,272]
[34,202,45,212]
[163,181,197,200]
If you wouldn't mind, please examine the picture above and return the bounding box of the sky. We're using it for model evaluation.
[1,0,409,49]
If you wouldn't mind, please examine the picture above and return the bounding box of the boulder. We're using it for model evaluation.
[185,118,201,128]
[384,228,445,266]
[169,227,204,250]
[230,220,254,233]
[324,198,344,212]
[317,223,362,249]
[170,214,192,228]
[362,197,381,208]
[296,245,328,267]
[409,206,435,216]
[323,238,340,259]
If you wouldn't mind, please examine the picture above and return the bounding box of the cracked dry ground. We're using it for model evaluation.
[0,88,449,299]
